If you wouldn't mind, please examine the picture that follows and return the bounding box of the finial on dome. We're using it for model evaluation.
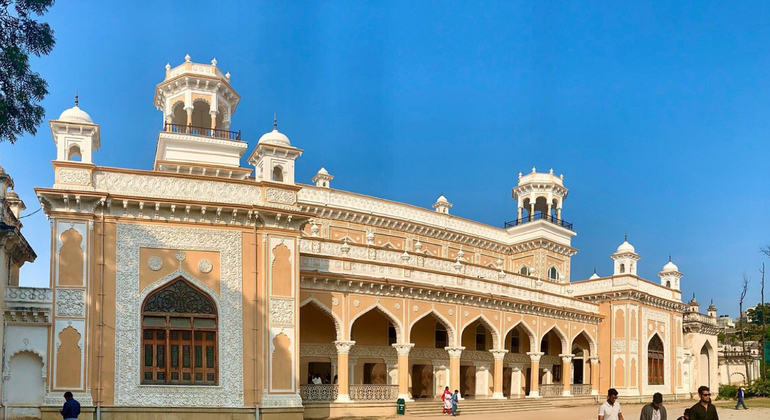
[518,172,522,179]
[593,266,597,273]
[669,253,672,262]
[624,232,628,241]
[549,168,554,174]
[531,167,536,173]
[185,53,191,62]
[225,71,231,79]
[211,58,217,66]
[165,62,171,71]
[74,90,79,107]
[273,113,277,130]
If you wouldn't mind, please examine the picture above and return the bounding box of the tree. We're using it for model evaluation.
[0,0,56,144]
[740,274,751,383]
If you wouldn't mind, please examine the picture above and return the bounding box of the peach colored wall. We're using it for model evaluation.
[242,232,256,407]
[89,221,116,405]
[351,311,390,346]
[139,248,220,294]
[56,327,82,389]
[410,315,437,348]
[300,304,336,343]
[59,228,84,286]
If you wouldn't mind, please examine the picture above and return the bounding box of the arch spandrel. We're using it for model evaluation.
[570,327,598,358]
[347,299,404,343]
[299,295,343,342]
[408,305,458,347]
[502,319,538,353]
[539,322,570,355]
[460,312,501,350]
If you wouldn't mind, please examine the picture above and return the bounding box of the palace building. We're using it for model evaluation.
[1,56,718,420]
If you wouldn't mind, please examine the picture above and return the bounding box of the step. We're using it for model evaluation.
[406,398,554,416]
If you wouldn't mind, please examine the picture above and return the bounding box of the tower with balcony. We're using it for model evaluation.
[153,55,250,179]
[507,168,576,283]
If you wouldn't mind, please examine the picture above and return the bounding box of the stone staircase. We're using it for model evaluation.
[405,397,555,416]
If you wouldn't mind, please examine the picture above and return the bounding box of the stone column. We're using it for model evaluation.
[490,349,508,399]
[334,341,355,403]
[526,352,543,398]
[185,106,193,125]
[445,347,465,395]
[210,110,218,131]
[589,357,599,396]
[560,354,573,396]
[517,204,523,221]
[392,343,415,401]
[529,203,535,221]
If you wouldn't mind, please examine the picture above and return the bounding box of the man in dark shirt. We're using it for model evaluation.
[60,391,80,420]
[689,386,718,420]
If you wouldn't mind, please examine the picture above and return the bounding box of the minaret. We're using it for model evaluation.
[687,294,700,313]
[707,300,717,318]
[611,234,640,276]
[659,254,683,290]
[50,93,100,163]
[248,116,303,185]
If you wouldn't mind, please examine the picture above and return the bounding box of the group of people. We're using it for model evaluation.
[307,372,337,385]
[440,386,460,416]
[599,385,748,420]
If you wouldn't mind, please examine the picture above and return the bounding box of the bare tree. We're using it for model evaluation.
[739,274,750,383]
[761,263,766,380]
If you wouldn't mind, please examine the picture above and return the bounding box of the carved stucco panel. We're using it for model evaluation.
[55,289,86,317]
[114,223,243,407]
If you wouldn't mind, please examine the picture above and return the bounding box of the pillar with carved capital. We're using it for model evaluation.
[185,106,193,125]
[210,110,218,130]
[392,343,415,401]
[334,341,355,402]
[526,352,543,398]
[445,347,464,395]
[490,349,508,399]
[560,354,573,396]
[589,357,599,396]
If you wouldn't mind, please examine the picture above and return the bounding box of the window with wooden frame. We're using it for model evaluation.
[648,334,664,385]
[142,279,217,385]
[435,322,448,349]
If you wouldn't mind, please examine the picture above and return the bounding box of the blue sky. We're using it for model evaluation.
[3,1,769,317]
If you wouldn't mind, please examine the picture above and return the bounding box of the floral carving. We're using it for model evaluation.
[144,280,215,314]
[56,289,85,317]
[266,188,296,204]
[270,298,294,325]
[147,256,162,271]
[58,168,90,185]
[198,258,213,274]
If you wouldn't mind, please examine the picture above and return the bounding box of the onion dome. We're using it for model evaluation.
[688,293,699,306]
[707,300,717,312]
[589,267,600,280]
[258,115,291,146]
[58,94,93,124]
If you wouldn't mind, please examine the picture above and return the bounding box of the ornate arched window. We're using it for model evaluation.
[548,266,559,281]
[620,263,626,274]
[476,324,487,351]
[519,265,531,276]
[648,334,664,385]
[510,328,520,353]
[142,279,217,385]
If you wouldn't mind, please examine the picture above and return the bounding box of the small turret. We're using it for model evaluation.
[432,194,452,214]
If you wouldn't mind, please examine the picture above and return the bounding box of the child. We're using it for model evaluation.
[451,389,459,416]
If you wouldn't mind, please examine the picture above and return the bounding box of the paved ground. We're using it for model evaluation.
[385,400,767,420]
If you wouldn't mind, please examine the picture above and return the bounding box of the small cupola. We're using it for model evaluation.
[659,254,683,290]
[433,194,452,214]
[707,300,717,317]
[312,167,333,188]
[50,94,100,163]
[611,234,640,276]
[248,116,303,184]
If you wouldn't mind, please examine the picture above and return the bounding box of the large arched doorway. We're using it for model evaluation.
[699,342,712,389]
[350,308,397,387]
[299,301,339,387]
[459,318,498,398]
[648,334,664,385]
[503,323,534,397]
[409,311,454,398]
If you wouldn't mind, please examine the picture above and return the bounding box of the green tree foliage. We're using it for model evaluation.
[0,0,56,143]
[748,303,770,326]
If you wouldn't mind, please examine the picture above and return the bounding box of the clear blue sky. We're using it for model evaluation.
[3,1,769,317]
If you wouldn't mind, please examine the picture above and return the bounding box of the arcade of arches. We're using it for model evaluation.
[298,291,599,401]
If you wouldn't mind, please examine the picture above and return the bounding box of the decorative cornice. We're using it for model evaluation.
[577,290,686,312]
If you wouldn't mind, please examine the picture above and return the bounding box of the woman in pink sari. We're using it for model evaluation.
[441,386,452,414]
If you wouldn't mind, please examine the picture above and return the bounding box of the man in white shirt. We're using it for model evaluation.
[598,388,624,420]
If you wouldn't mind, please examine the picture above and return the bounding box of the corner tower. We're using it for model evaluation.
[153,55,250,179]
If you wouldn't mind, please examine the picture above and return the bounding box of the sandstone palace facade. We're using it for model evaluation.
[0,57,719,420]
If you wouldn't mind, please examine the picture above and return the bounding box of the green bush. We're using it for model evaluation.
[747,378,770,397]
[717,384,738,400]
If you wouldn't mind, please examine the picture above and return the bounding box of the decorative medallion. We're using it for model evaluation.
[413,305,419,312]
[494,315,499,321]
[332,298,339,306]
[448,309,454,316]
[198,258,213,274]
[394,303,401,310]
[648,324,654,332]
[464,311,469,317]
[175,251,186,262]
[353,299,360,307]
[507,316,512,322]
[147,256,162,271]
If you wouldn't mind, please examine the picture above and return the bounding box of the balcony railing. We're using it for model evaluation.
[164,123,241,141]
[571,384,592,395]
[350,384,399,401]
[4,286,53,305]
[539,384,563,397]
[504,213,573,231]
[300,384,338,402]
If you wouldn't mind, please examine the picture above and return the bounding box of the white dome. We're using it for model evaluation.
[436,195,448,203]
[258,129,291,147]
[58,105,93,124]
[616,240,635,254]
[589,272,600,280]
[317,167,329,176]
[662,260,678,272]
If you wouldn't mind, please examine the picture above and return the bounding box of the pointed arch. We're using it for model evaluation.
[502,320,538,353]
[299,295,343,341]
[571,328,598,357]
[540,325,569,355]
[409,308,457,347]
[348,302,404,343]
[461,313,501,350]
[141,269,220,312]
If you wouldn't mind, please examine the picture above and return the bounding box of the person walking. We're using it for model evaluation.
[689,386,719,420]
[640,392,667,420]
[451,389,459,416]
[441,386,452,414]
[60,392,80,420]
[734,386,748,410]
[598,388,624,420]
[675,408,690,420]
